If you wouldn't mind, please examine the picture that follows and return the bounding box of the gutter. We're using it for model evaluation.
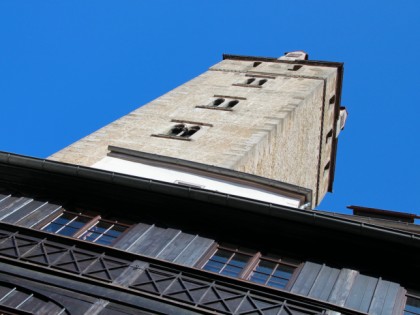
[0,151,419,249]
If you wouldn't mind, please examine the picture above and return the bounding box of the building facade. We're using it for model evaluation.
[0,52,418,315]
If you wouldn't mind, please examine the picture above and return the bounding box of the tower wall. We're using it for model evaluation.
[49,55,342,206]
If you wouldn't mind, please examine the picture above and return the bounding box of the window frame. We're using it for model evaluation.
[405,293,420,315]
[37,209,132,246]
[197,243,301,291]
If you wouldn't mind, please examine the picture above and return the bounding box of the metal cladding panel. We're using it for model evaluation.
[113,223,154,251]
[156,232,196,261]
[345,274,379,312]
[308,265,340,300]
[114,222,214,267]
[173,236,214,266]
[328,268,359,306]
[14,202,62,228]
[290,261,323,296]
[368,280,406,315]
[1,199,46,224]
[0,192,10,202]
[291,262,406,315]
[0,196,33,220]
[128,226,181,257]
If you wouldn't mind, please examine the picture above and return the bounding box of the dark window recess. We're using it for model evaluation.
[405,295,420,315]
[226,100,239,108]
[253,61,262,67]
[258,79,267,86]
[197,98,241,111]
[167,124,200,138]
[200,245,299,290]
[168,124,186,136]
[41,210,131,246]
[329,95,336,105]
[326,129,333,143]
[212,98,225,106]
[236,77,270,87]
[288,65,302,71]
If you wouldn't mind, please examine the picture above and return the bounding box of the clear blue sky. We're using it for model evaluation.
[1,1,419,216]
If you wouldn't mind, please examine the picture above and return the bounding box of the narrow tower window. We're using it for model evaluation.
[212,98,225,107]
[180,126,200,137]
[168,124,187,137]
[234,76,272,88]
[226,100,239,108]
[197,97,242,111]
[326,129,333,143]
[153,122,206,140]
[287,65,302,71]
[258,79,267,86]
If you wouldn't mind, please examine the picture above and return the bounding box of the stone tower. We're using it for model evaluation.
[49,51,346,207]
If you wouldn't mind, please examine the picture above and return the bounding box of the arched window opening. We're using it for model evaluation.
[329,95,336,105]
[253,61,262,67]
[258,79,267,86]
[246,78,256,85]
[180,126,200,138]
[212,98,225,107]
[168,124,186,136]
[326,129,333,143]
[226,100,239,108]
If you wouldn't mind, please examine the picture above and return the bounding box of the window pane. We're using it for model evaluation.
[405,296,420,315]
[106,224,127,237]
[256,260,276,275]
[42,212,76,233]
[57,226,79,237]
[80,231,102,242]
[230,253,250,267]
[94,234,115,246]
[211,250,232,264]
[43,222,63,233]
[249,272,269,284]
[273,265,294,279]
[267,278,288,289]
[53,215,74,226]
[221,265,242,277]
[68,215,91,229]
[203,260,224,273]
[88,225,107,235]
